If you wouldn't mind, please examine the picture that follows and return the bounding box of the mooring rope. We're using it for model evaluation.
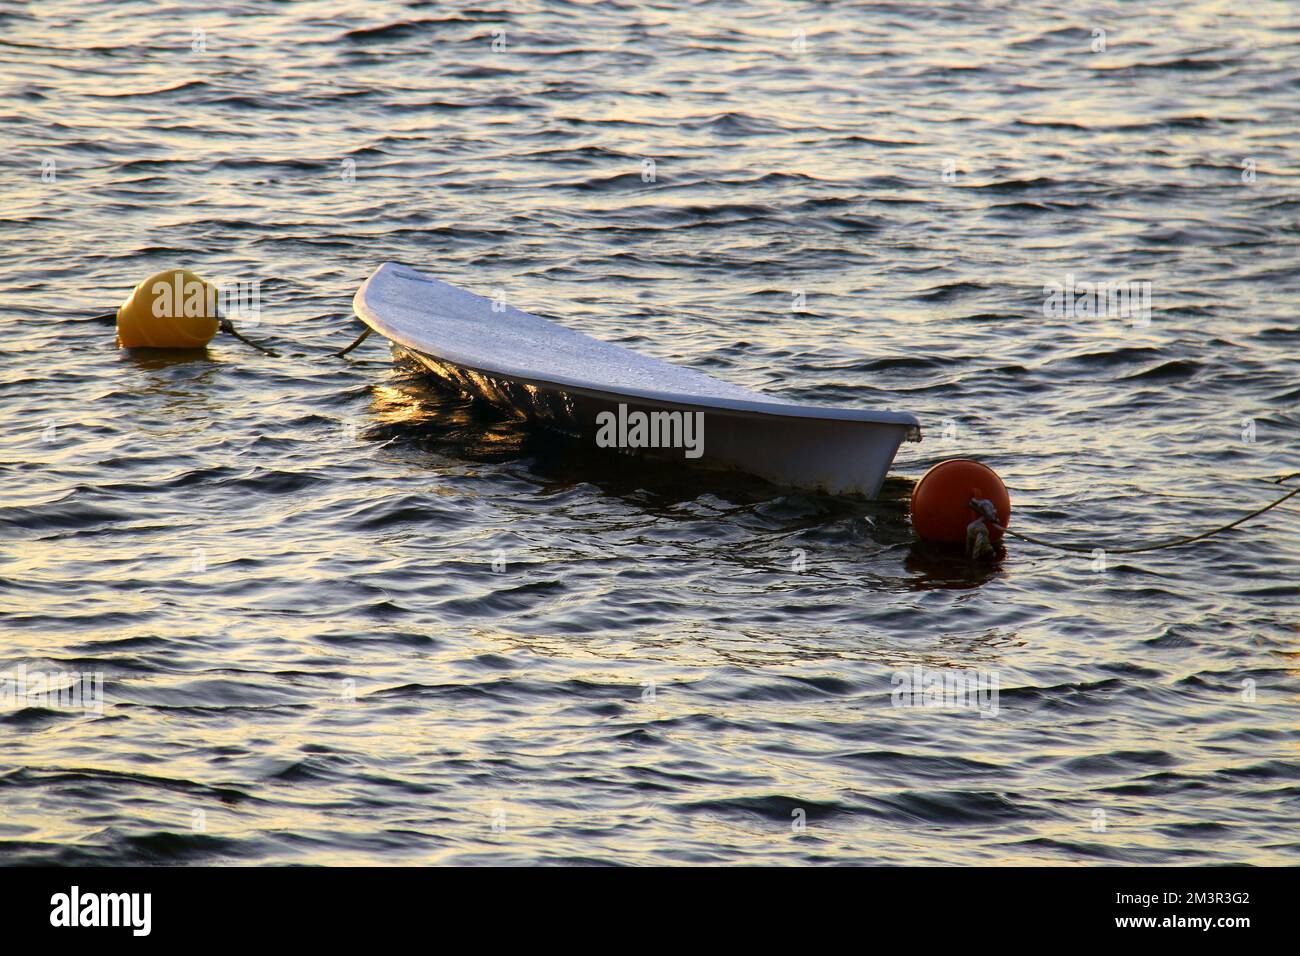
[333,326,372,357]
[975,473,1300,555]
[219,318,278,356]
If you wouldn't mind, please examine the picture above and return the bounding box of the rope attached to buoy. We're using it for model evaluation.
[219,318,278,356]
[971,473,1299,556]
[333,326,372,357]
[966,498,999,560]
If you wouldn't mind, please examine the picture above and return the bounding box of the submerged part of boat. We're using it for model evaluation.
[353,263,921,497]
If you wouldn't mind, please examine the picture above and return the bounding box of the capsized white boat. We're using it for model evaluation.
[353,263,921,497]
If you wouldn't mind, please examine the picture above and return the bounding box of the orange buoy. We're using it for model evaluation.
[116,269,221,349]
[911,459,1011,546]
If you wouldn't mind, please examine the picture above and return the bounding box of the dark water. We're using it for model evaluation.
[2,1,1298,864]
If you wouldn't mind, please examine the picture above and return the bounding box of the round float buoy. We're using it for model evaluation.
[116,268,221,349]
[911,459,1011,549]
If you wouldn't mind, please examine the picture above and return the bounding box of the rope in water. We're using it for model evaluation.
[333,326,372,357]
[977,473,1300,555]
[219,318,278,356]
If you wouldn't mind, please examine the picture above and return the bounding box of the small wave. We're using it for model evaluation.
[342,18,482,43]
[679,112,786,136]
[915,281,990,302]
[828,355,946,372]
[1119,359,1202,382]
[1061,750,1176,774]
[834,751,1005,777]
[676,794,851,822]
[871,789,1034,825]
[1059,346,1163,366]
[0,707,76,727]
[0,497,131,532]
[967,176,1061,194]
[220,467,327,496]
[85,80,210,99]
[1095,57,1241,75]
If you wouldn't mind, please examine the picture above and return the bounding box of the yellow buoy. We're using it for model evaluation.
[116,269,221,349]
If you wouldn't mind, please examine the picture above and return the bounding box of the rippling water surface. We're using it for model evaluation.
[2,0,1298,865]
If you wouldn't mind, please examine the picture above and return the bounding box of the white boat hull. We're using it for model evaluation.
[355,263,921,497]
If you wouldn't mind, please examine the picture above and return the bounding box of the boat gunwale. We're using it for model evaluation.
[354,263,923,432]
